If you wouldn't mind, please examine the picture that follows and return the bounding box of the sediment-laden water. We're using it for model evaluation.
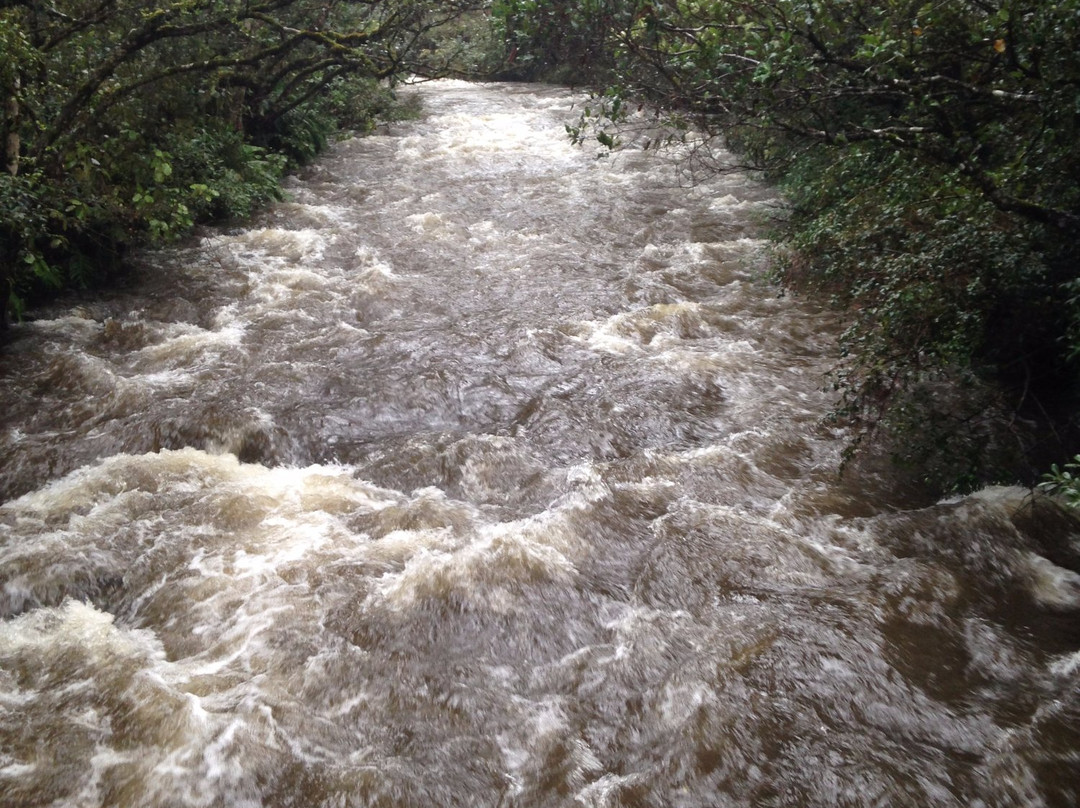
[1,81,1078,808]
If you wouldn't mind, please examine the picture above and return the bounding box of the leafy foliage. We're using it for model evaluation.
[491,0,632,82]
[0,0,483,322]
[1039,455,1080,508]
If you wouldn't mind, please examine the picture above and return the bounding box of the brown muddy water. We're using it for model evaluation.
[1,81,1078,808]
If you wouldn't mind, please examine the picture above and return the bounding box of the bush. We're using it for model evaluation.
[1039,456,1080,508]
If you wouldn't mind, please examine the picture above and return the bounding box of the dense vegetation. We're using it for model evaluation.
[0,0,483,324]
[492,0,1080,490]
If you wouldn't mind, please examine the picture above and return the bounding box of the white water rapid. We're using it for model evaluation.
[1,81,1078,808]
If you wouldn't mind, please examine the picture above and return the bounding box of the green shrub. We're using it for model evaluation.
[165,125,287,220]
[1039,456,1080,508]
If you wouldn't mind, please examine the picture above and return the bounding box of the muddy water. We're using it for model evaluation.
[1,81,1078,808]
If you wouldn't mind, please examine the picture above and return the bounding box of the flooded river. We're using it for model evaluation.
[1,81,1078,807]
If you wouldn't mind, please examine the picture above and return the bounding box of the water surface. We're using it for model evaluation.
[1,81,1078,808]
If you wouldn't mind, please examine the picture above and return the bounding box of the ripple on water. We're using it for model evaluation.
[1,81,1079,808]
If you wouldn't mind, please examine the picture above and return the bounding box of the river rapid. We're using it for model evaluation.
[1,81,1079,808]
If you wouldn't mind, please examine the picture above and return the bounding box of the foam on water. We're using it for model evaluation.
[1,81,1079,808]
[137,321,246,365]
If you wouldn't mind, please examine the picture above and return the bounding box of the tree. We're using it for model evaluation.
[492,0,631,81]
[0,0,484,324]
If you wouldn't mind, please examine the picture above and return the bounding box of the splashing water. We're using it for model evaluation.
[1,82,1078,808]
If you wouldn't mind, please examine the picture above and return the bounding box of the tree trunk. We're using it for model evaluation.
[4,75,18,176]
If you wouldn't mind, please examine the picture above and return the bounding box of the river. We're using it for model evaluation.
[1,81,1078,807]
